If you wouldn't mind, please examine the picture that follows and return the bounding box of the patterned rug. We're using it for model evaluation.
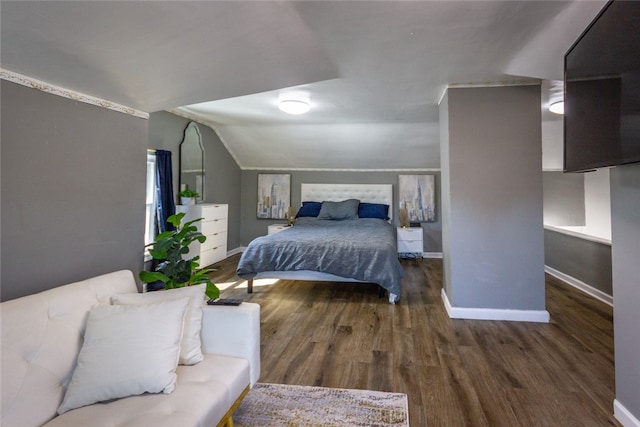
[233,383,409,427]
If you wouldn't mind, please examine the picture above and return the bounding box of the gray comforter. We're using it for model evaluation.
[237,217,403,297]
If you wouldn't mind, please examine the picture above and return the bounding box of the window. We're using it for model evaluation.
[144,151,157,259]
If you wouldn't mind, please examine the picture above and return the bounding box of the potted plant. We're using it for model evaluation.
[139,212,220,300]
[179,188,199,206]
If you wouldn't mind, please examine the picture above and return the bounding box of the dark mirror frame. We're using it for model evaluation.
[179,121,205,203]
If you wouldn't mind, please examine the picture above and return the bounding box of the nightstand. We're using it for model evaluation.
[268,224,291,235]
[397,227,423,257]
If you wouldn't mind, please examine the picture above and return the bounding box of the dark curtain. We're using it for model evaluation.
[155,149,176,233]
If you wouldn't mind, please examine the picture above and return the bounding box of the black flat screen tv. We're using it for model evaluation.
[564,0,640,173]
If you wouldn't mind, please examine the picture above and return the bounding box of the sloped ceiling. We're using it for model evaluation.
[1,1,606,170]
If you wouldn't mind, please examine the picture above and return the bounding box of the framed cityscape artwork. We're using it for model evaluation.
[398,175,436,222]
[257,174,291,219]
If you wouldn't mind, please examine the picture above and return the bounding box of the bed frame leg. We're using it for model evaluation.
[247,279,253,294]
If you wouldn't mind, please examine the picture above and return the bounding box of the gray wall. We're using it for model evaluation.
[439,92,453,291]
[148,112,242,251]
[611,163,640,421]
[1,81,147,301]
[240,170,442,252]
[542,171,585,226]
[544,229,612,295]
[440,85,545,310]
[148,112,183,201]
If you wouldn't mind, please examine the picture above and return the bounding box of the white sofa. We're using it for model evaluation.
[0,270,260,427]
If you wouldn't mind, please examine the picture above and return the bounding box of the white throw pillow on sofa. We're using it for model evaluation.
[57,297,189,415]
[111,284,206,365]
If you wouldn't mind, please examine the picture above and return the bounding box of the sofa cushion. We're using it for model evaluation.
[0,270,138,427]
[57,298,189,414]
[44,354,250,427]
[111,284,206,365]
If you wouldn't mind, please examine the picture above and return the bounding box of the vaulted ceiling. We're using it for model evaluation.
[1,1,606,170]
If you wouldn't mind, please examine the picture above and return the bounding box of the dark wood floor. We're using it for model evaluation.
[209,254,619,426]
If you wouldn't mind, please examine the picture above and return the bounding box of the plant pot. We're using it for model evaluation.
[181,197,196,206]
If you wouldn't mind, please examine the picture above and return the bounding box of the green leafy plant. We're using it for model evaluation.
[179,188,199,198]
[139,212,219,300]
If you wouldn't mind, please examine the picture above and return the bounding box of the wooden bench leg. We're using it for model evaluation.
[247,278,253,293]
[219,415,233,427]
[216,385,249,427]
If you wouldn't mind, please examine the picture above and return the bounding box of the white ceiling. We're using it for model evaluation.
[1,1,606,170]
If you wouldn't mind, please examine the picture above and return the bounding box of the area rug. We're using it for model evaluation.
[233,383,409,427]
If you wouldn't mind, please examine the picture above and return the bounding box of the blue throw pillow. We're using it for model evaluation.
[317,199,360,220]
[296,201,322,218]
[358,203,390,220]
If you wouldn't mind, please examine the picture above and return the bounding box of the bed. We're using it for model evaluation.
[236,184,403,303]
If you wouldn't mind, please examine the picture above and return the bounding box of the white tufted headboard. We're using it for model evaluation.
[301,183,393,219]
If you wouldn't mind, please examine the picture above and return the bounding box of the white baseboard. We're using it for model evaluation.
[227,247,246,257]
[441,289,550,323]
[615,400,640,427]
[399,252,443,259]
[544,266,613,307]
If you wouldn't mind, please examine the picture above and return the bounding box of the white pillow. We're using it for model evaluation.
[57,297,189,415]
[111,284,206,365]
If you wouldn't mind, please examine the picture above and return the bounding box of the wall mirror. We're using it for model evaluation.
[179,121,205,203]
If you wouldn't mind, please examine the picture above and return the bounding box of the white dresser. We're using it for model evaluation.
[397,227,423,256]
[177,203,228,267]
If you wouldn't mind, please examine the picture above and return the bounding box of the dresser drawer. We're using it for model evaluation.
[398,239,423,253]
[200,244,227,267]
[397,228,422,240]
[199,204,228,221]
[201,218,227,235]
[201,231,227,251]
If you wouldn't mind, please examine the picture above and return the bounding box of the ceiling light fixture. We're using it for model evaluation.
[279,99,310,115]
[549,101,564,115]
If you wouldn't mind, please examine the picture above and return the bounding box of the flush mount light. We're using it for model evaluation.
[549,101,564,115]
[278,99,310,115]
